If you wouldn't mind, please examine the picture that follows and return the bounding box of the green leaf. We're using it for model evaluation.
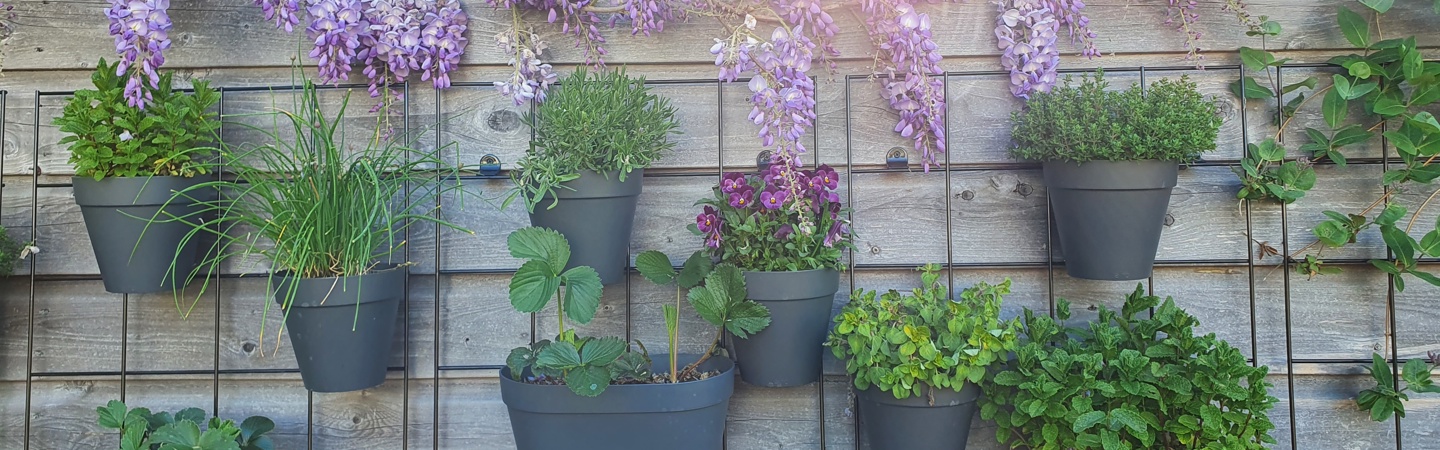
[1409,269,1440,287]
[98,400,128,429]
[1374,96,1407,116]
[239,416,273,446]
[1282,76,1318,94]
[560,266,604,325]
[507,227,570,274]
[1419,230,1440,257]
[1370,353,1395,389]
[1074,410,1107,433]
[174,408,205,425]
[1231,77,1275,100]
[726,300,772,338]
[509,260,560,314]
[1110,408,1149,436]
[151,421,203,446]
[1404,48,1425,81]
[1332,74,1354,99]
[566,365,614,397]
[1239,47,1274,71]
[1360,0,1393,13]
[676,251,714,289]
[1350,61,1374,79]
[1323,88,1348,129]
[537,341,582,369]
[635,250,676,285]
[580,336,627,366]
[1337,7,1370,49]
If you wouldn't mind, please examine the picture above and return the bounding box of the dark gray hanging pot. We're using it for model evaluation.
[527,169,642,285]
[72,176,206,294]
[500,354,734,450]
[857,383,981,450]
[1044,160,1178,281]
[274,264,403,393]
[731,269,838,387]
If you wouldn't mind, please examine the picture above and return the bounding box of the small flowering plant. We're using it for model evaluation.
[693,162,853,272]
[55,59,220,180]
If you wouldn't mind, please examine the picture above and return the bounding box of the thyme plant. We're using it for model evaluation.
[507,68,680,212]
[1009,71,1222,164]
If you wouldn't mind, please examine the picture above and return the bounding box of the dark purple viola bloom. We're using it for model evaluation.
[814,164,839,190]
[721,172,748,194]
[823,221,848,247]
[774,224,794,240]
[760,189,787,210]
[704,232,722,249]
[728,188,755,209]
[696,210,719,234]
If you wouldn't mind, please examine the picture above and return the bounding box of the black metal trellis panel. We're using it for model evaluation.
[0,65,1418,449]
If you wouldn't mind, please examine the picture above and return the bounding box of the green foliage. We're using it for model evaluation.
[165,78,474,320]
[96,400,274,450]
[505,226,651,397]
[1357,352,1440,422]
[1234,139,1315,204]
[509,67,680,212]
[56,59,220,180]
[1010,71,1222,163]
[827,264,1021,400]
[634,249,770,382]
[0,225,24,277]
[981,285,1277,449]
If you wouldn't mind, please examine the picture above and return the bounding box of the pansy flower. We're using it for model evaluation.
[760,189,788,210]
[696,205,720,234]
[721,172,748,194]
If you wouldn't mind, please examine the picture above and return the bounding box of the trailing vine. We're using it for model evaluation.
[1233,1,1440,290]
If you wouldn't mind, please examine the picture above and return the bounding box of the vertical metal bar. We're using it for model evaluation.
[1379,115,1401,450]
[1238,65,1261,367]
[942,73,953,296]
[1141,67,1156,300]
[842,74,860,449]
[306,390,314,450]
[121,292,129,401]
[716,79,728,450]
[811,75,826,450]
[1275,67,1298,450]
[401,80,412,450]
[432,84,444,450]
[24,91,40,450]
[213,87,226,416]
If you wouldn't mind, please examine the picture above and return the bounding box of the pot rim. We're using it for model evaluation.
[499,354,735,414]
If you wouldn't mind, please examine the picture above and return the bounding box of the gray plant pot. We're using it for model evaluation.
[1043,160,1178,281]
[857,382,981,450]
[730,269,839,387]
[527,169,642,285]
[500,354,734,450]
[274,264,403,393]
[72,176,206,294]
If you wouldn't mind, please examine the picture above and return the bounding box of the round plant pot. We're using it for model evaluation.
[857,382,981,450]
[527,169,642,285]
[1043,160,1178,281]
[730,269,839,387]
[500,354,734,450]
[274,264,404,393]
[72,176,206,294]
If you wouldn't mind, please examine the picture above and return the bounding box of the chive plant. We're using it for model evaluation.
[164,78,473,348]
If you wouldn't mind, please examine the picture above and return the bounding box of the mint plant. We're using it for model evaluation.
[507,68,680,212]
[981,285,1277,449]
[97,400,274,450]
[1009,70,1222,163]
[635,250,771,383]
[826,264,1021,400]
[1357,351,1440,422]
[55,58,220,181]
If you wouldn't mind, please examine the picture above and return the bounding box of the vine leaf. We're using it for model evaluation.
[1360,0,1394,13]
[1337,7,1371,49]
[1230,77,1274,99]
[1323,88,1347,129]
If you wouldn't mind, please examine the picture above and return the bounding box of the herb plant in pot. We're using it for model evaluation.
[828,264,1021,450]
[981,285,1278,449]
[501,228,770,449]
[54,58,220,294]
[508,68,680,285]
[1010,71,1221,280]
[695,161,853,387]
[170,81,472,393]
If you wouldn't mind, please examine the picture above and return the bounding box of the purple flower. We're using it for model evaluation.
[721,172,748,194]
[824,221,849,247]
[704,232,722,249]
[774,224,794,240]
[812,164,838,190]
[107,0,173,109]
[697,206,720,234]
[760,190,787,210]
[728,188,754,209]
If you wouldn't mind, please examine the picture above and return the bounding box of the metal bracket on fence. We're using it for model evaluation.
[886,147,909,169]
[757,150,774,172]
[479,154,502,177]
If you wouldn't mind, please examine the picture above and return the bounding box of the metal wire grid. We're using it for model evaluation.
[0,63,1416,449]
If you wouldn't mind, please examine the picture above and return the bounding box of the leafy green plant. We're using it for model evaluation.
[1356,351,1440,422]
[1010,70,1222,163]
[507,67,680,212]
[164,78,473,330]
[505,228,769,396]
[635,249,771,383]
[97,400,273,450]
[826,264,1021,400]
[0,225,27,277]
[56,58,220,180]
[981,285,1277,449]
[1232,3,1440,290]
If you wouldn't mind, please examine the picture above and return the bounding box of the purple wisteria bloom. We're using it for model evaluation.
[306,0,366,85]
[107,0,173,109]
[995,0,1097,98]
[255,0,302,32]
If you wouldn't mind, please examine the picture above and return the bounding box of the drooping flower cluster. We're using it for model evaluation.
[713,24,818,164]
[1166,0,1202,62]
[697,163,851,271]
[773,0,838,69]
[496,26,558,105]
[860,0,948,170]
[252,0,469,102]
[106,0,174,109]
[994,0,1096,98]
